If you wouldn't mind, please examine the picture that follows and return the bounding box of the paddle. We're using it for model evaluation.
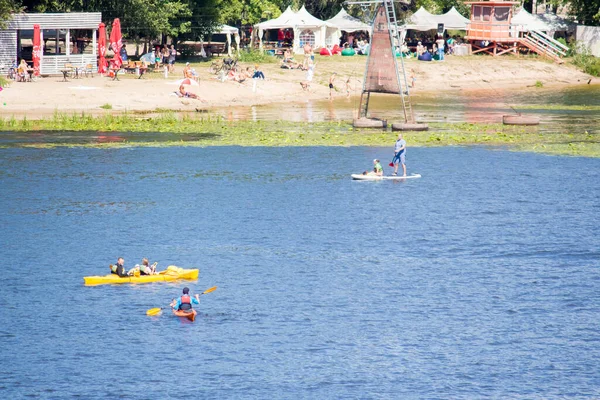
[146,286,217,316]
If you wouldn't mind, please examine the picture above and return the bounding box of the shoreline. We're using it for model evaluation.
[0,56,594,119]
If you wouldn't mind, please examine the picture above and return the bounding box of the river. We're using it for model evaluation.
[1,145,599,398]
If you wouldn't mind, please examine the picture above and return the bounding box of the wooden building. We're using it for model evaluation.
[0,13,101,75]
[464,1,567,62]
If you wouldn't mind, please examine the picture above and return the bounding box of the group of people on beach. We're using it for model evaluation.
[111,257,157,277]
[364,134,407,177]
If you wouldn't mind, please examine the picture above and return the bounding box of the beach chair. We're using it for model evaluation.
[83,64,94,77]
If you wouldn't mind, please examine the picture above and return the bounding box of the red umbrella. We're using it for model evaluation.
[32,24,41,76]
[109,18,122,68]
[98,23,107,74]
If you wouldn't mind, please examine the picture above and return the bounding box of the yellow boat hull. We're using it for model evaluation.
[84,266,199,286]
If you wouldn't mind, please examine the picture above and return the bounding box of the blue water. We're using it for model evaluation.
[1,146,599,399]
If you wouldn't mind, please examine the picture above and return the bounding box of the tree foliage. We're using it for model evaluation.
[567,0,600,25]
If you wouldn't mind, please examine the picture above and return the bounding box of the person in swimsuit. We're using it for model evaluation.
[329,72,337,100]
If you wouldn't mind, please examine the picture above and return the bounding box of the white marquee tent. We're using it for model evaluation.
[403,6,470,31]
[254,5,337,53]
[326,8,371,33]
[325,7,371,47]
[511,9,552,32]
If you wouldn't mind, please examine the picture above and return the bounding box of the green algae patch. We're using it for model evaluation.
[0,114,598,157]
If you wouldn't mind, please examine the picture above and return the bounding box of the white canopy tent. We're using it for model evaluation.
[403,6,470,31]
[217,24,240,56]
[437,7,470,30]
[325,7,371,46]
[404,7,438,31]
[254,5,336,53]
[511,9,552,32]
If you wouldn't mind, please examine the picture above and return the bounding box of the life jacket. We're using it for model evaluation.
[180,294,192,311]
[110,264,118,274]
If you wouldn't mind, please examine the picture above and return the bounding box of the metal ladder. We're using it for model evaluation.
[383,0,414,123]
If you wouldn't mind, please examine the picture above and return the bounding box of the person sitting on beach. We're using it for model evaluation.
[16,59,28,82]
[416,41,425,56]
[281,49,301,69]
[179,84,200,99]
[363,159,383,176]
[183,62,198,80]
[252,64,265,79]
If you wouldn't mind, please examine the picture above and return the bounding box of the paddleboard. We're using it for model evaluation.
[351,173,422,181]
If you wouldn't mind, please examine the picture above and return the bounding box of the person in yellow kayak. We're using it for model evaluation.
[171,287,200,312]
[136,258,157,275]
[110,257,130,277]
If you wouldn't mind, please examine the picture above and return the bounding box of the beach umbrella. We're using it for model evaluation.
[109,18,123,68]
[32,24,41,76]
[140,52,154,64]
[98,23,107,74]
[176,78,199,86]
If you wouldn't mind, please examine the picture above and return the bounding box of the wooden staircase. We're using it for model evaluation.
[519,30,568,63]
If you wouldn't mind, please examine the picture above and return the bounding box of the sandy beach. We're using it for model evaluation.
[0,56,594,118]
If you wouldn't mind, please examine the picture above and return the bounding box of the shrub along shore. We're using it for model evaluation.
[0,113,597,158]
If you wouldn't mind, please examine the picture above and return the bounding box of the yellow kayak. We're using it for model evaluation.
[84,266,199,286]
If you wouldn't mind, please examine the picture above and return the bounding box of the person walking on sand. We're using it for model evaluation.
[329,72,337,100]
[391,134,407,176]
[300,60,315,91]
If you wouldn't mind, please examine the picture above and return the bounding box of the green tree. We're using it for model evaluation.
[567,0,600,25]
[0,0,21,27]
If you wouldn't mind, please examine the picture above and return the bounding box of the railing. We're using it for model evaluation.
[40,55,97,75]
[527,30,568,56]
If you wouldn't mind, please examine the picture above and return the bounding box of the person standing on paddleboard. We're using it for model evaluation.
[391,134,407,176]
[171,287,200,312]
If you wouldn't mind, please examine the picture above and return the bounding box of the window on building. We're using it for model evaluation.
[299,30,315,47]
[473,6,482,21]
[494,7,510,22]
[482,7,492,22]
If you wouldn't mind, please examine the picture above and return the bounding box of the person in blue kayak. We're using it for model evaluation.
[110,257,130,277]
[171,287,200,312]
[391,134,407,176]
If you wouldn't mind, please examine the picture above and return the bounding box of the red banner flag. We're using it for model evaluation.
[98,23,107,74]
[32,24,41,76]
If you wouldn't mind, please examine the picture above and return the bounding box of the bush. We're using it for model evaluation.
[0,76,8,87]
[238,49,278,64]
[571,45,600,77]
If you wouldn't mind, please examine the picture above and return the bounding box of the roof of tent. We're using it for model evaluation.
[511,9,552,31]
[537,12,574,31]
[255,5,334,30]
[216,24,239,35]
[255,6,298,30]
[437,7,470,30]
[404,7,438,31]
[325,7,371,32]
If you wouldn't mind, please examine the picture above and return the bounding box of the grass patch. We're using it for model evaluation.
[0,114,598,157]
[100,103,113,110]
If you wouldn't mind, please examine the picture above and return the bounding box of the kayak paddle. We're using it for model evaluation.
[146,286,218,316]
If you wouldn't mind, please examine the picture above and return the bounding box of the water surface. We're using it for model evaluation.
[1,146,599,398]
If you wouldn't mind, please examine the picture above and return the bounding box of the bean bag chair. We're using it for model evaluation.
[341,48,355,56]
[320,47,333,56]
[331,44,342,55]
[418,51,432,61]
